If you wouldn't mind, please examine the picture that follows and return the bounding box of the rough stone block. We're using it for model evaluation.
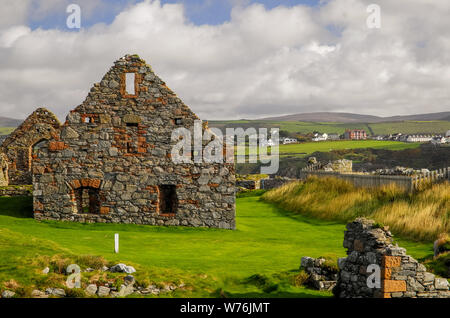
[382,256,401,268]
[383,280,407,293]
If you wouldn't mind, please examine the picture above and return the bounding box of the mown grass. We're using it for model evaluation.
[262,176,450,242]
[0,191,437,297]
[237,140,420,158]
[0,193,355,298]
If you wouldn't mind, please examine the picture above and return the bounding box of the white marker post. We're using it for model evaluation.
[114,233,119,253]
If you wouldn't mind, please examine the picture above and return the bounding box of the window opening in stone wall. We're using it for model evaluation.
[159,185,178,215]
[75,187,100,214]
[175,118,183,125]
[125,73,136,95]
[126,122,138,127]
[29,140,47,171]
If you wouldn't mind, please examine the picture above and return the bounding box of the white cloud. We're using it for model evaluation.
[0,0,449,121]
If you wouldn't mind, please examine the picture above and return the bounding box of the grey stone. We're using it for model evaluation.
[435,278,449,290]
[97,286,110,297]
[1,290,15,298]
[31,290,48,298]
[45,288,66,297]
[85,284,98,296]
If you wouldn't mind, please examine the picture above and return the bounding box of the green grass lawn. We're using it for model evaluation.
[0,194,434,297]
[238,140,420,158]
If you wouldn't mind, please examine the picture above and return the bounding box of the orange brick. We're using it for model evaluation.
[382,256,401,268]
[383,280,406,293]
[381,293,391,298]
[71,180,81,189]
[89,179,101,189]
[81,179,90,187]
[48,141,67,152]
[382,268,392,280]
[100,207,110,215]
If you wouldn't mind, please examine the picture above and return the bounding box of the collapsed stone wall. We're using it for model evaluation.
[236,180,260,190]
[1,108,61,185]
[335,218,450,298]
[33,54,236,229]
[260,177,294,190]
[0,185,32,197]
[300,257,338,291]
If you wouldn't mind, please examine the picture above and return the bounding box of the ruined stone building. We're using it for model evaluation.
[0,153,8,186]
[32,54,236,229]
[0,108,61,185]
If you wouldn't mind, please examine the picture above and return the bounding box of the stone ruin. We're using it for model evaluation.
[335,218,450,298]
[322,159,352,173]
[32,54,236,229]
[303,157,353,173]
[0,152,8,186]
[0,108,61,185]
[300,257,338,291]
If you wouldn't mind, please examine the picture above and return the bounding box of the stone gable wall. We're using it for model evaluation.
[1,108,61,185]
[32,54,236,229]
[335,218,450,298]
[0,153,8,186]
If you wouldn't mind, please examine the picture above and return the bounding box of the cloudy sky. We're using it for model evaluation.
[0,0,449,121]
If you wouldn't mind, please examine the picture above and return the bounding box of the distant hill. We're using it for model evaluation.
[0,116,22,127]
[260,112,450,123]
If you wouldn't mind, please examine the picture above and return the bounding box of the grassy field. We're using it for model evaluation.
[0,193,434,298]
[238,140,420,158]
[211,120,450,135]
[262,177,450,242]
[0,127,15,136]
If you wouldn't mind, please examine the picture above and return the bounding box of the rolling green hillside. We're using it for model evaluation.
[0,127,15,135]
[210,120,450,135]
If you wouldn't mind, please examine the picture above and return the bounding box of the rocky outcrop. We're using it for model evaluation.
[335,218,450,298]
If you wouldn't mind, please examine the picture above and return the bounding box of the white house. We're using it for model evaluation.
[312,133,328,142]
[431,136,447,145]
[282,137,297,145]
[406,135,433,143]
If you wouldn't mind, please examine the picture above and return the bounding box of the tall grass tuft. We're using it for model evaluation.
[261,176,450,242]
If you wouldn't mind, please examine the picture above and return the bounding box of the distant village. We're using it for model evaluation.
[278,129,450,145]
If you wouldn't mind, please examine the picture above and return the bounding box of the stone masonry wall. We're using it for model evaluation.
[0,153,8,186]
[335,218,450,298]
[32,54,236,229]
[1,108,61,185]
[300,257,338,291]
[0,185,32,197]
